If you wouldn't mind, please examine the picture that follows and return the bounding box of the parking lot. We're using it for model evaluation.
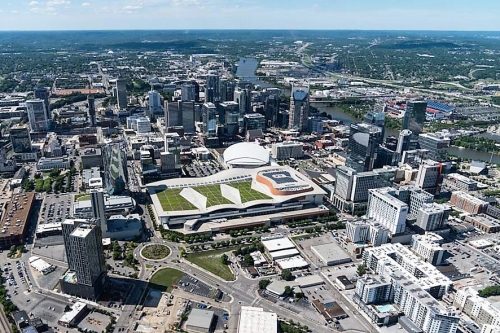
[79,311,112,333]
[39,193,73,225]
[178,274,221,299]
[183,160,222,178]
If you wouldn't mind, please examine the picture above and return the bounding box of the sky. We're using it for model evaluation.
[0,0,499,31]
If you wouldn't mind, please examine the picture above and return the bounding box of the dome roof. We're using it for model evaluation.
[223,142,269,167]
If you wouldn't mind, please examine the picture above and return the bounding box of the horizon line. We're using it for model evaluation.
[0,28,499,33]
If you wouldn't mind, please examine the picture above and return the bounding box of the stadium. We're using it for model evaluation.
[222,142,270,168]
[147,166,328,233]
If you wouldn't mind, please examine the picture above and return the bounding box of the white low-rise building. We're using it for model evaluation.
[238,306,277,333]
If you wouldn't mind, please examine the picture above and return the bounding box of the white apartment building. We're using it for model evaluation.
[363,243,453,299]
[454,287,500,327]
[355,257,458,333]
[366,187,408,234]
[410,233,445,266]
[346,219,389,246]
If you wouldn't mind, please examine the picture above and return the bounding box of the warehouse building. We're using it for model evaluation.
[311,242,352,266]
[186,309,215,333]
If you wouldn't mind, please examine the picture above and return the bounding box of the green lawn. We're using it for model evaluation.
[186,248,235,281]
[149,268,184,292]
[230,181,271,202]
[194,184,233,206]
[156,182,270,212]
[76,194,90,202]
[141,244,170,260]
[157,188,197,211]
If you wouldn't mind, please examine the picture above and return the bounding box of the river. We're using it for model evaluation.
[315,103,500,164]
[235,57,275,88]
[236,57,500,164]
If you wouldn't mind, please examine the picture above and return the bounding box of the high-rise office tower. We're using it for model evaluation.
[221,101,239,136]
[418,133,450,162]
[396,129,412,156]
[234,87,251,117]
[416,160,442,195]
[189,80,200,102]
[90,188,107,236]
[180,101,196,134]
[263,88,280,128]
[61,219,107,300]
[87,95,96,127]
[116,79,127,109]
[148,90,162,115]
[346,123,383,172]
[181,83,196,102]
[288,85,309,131]
[205,74,220,103]
[34,87,50,121]
[165,100,195,134]
[10,125,32,153]
[244,113,266,133]
[220,80,235,102]
[403,101,427,136]
[26,99,49,132]
[364,111,385,138]
[202,102,217,137]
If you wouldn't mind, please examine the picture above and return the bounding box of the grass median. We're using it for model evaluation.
[186,248,236,281]
[149,268,184,292]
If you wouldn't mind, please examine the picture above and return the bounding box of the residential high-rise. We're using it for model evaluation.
[148,90,162,115]
[181,83,196,102]
[87,95,96,127]
[346,123,383,172]
[366,187,408,234]
[202,102,217,137]
[102,141,128,195]
[10,125,32,153]
[418,133,450,162]
[205,74,220,103]
[403,101,427,136]
[410,233,445,265]
[34,87,50,121]
[116,79,127,109]
[26,99,49,132]
[60,219,107,300]
[415,204,449,231]
[346,219,389,246]
[288,85,309,131]
[90,188,107,236]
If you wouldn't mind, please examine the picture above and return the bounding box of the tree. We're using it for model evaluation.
[243,254,254,266]
[284,285,292,296]
[357,264,367,276]
[281,269,293,281]
[258,279,271,290]
[221,253,228,265]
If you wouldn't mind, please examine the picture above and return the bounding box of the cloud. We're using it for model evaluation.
[11,10,18,13]
[46,0,70,5]
[81,2,90,6]
[171,0,200,7]
[124,5,142,10]
[30,6,57,14]
[28,1,39,5]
